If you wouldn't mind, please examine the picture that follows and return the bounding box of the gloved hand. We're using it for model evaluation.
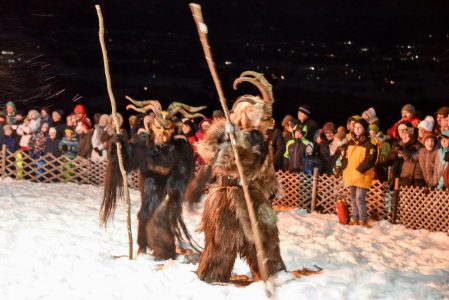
[110,133,123,144]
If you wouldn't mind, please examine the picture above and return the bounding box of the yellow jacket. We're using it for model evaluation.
[342,134,377,189]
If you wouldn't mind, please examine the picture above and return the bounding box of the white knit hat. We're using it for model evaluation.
[362,107,379,124]
[418,115,435,132]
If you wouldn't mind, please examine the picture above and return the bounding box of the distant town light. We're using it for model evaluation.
[144,86,148,91]
[309,66,315,71]
[224,61,232,65]
[281,75,285,80]
[1,50,14,55]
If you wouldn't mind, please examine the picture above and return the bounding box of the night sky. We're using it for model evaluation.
[1,0,449,128]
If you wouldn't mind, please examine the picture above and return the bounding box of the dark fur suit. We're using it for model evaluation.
[101,132,197,260]
[187,119,286,282]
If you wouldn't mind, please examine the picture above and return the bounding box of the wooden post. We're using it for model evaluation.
[391,177,400,224]
[1,145,6,179]
[310,167,319,211]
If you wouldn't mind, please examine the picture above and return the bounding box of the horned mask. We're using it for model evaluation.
[126,96,207,144]
[231,71,274,131]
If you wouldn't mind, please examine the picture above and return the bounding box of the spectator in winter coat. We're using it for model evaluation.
[297,105,319,141]
[418,133,437,188]
[76,122,93,159]
[51,109,66,139]
[5,101,17,125]
[91,114,109,161]
[368,124,391,182]
[285,122,314,173]
[261,116,285,171]
[1,125,15,152]
[40,107,51,126]
[387,123,425,187]
[28,122,49,159]
[387,104,420,139]
[59,128,79,159]
[341,119,377,226]
[44,127,61,157]
[417,116,435,145]
[73,104,92,132]
[281,114,294,141]
[319,122,340,175]
[433,130,449,190]
[16,110,41,151]
[435,106,449,136]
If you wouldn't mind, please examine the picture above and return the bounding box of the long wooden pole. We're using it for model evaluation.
[95,5,133,260]
[189,3,274,298]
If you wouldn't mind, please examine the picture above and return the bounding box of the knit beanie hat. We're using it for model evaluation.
[322,121,336,134]
[401,104,416,115]
[418,116,435,132]
[6,101,16,112]
[369,124,380,134]
[28,110,40,120]
[49,127,57,135]
[74,104,86,115]
[362,107,379,124]
[298,105,312,116]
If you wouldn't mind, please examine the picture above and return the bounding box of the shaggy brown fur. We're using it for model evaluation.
[193,119,285,282]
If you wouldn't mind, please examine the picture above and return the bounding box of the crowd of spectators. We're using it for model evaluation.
[1,101,448,195]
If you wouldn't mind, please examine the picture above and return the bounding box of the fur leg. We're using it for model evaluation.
[146,196,176,260]
[197,187,243,282]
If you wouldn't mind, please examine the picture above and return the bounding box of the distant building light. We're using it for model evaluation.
[329,53,335,58]
[277,48,282,52]
[390,80,396,85]
[428,34,433,38]
[309,66,315,71]
[281,75,285,80]
[360,48,368,52]
[1,50,14,55]
[407,45,412,49]
[415,55,419,59]
[144,86,148,91]
[224,61,232,65]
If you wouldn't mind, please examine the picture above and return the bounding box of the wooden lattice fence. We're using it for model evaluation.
[1,146,447,233]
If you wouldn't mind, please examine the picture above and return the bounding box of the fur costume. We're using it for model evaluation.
[100,98,206,260]
[187,71,286,282]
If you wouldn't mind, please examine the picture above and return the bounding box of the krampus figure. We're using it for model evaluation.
[187,71,286,282]
[100,97,206,260]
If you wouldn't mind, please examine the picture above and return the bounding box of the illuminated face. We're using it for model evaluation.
[441,137,449,149]
[152,119,174,144]
[353,123,365,136]
[297,111,307,122]
[401,110,413,119]
[6,106,14,115]
[52,111,61,122]
[418,127,428,139]
[424,138,435,151]
[325,131,334,141]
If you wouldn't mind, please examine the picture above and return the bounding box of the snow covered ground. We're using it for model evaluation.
[0,178,448,300]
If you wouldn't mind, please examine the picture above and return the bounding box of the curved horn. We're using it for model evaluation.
[232,71,274,116]
[126,104,147,113]
[167,102,207,119]
[167,102,207,114]
[125,95,161,108]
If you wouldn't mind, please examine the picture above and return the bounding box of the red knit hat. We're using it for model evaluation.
[74,104,86,115]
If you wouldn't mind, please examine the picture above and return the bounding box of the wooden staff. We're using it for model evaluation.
[95,5,133,260]
[189,3,274,297]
